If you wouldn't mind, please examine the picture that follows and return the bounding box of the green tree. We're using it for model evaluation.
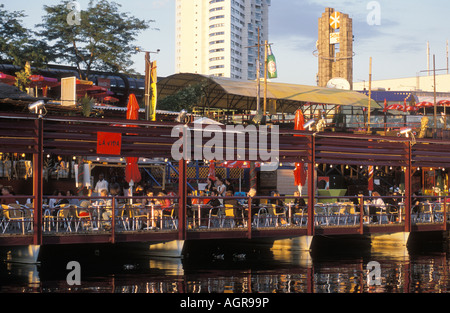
[36,0,150,80]
[0,4,49,67]
[158,82,208,113]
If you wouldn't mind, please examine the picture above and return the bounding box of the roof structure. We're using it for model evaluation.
[157,73,376,114]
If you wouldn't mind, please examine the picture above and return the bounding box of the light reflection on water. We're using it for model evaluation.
[1,240,450,293]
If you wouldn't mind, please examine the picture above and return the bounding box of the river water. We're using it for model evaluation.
[1,235,450,295]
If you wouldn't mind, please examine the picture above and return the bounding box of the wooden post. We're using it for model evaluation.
[404,143,412,233]
[444,196,447,231]
[367,57,372,133]
[178,159,187,240]
[248,196,252,239]
[111,196,116,244]
[307,136,315,236]
[359,195,364,235]
[32,117,43,245]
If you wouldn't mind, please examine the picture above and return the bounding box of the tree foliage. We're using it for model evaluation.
[0,4,49,68]
[157,82,208,113]
[36,0,150,79]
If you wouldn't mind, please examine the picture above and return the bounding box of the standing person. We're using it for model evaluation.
[94,173,108,195]
[247,187,259,223]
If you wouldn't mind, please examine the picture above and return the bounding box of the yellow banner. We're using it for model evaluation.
[150,61,157,121]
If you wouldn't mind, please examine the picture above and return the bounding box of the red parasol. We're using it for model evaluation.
[29,75,60,88]
[0,72,16,85]
[415,101,433,108]
[293,109,307,188]
[438,100,450,106]
[125,94,141,184]
[103,96,119,103]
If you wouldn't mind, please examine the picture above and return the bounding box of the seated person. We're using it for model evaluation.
[370,191,386,223]
[207,190,222,208]
[99,189,118,229]
[156,191,172,213]
[1,186,17,206]
[293,190,306,214]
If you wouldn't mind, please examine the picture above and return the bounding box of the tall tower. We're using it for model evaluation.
[317,8,353,89]
[175,0,271,81]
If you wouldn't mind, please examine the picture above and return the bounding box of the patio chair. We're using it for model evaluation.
[221,204,236,228]
[56,207,73,232]
[162,204,178,229]
[268,204,287,227]
[208,206,221,229]
[131,205,147,230]
[2,204,26,234]
[314,203,329,226]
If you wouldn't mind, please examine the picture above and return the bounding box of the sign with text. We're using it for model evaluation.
[330,32,340,44]
[97,132,122,155]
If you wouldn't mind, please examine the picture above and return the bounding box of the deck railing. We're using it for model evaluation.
[1,194,448,239]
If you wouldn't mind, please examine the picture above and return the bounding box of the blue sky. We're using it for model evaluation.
[2,0,449,86]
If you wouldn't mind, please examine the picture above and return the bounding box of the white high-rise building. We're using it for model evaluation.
[175,0,271,81]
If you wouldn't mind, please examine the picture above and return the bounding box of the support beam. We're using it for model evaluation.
[405,143,412,233]
[178,159,187,240]
[32,117,43,245]
[307,136,315,236]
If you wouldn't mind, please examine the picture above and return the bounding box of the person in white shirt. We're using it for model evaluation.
[94,173,108,195]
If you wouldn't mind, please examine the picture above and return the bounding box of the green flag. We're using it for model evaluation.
[267,45,277,79]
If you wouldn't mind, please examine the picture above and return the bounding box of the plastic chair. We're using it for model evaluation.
[268,204,287,227]
[221,204,236,228]
[208,206,221,229]
[347,204,359,225]
[293,206,307,226]
[314,204,329,226]
[56,207,73,232]
[432,203,444,223]
[162,204,178,229]
[131,205,147,230]
[2,204,26,234]
[255,206,269,227]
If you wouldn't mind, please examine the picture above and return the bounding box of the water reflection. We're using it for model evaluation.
[1,239,450,293]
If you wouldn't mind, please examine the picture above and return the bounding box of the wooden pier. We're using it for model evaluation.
[1,113,450,261]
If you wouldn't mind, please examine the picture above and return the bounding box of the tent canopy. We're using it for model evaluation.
[157,73,376,113]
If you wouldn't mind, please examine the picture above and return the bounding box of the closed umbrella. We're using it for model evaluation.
[125,94,141,201]
[293,109,307,194]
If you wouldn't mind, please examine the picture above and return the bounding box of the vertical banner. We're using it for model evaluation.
[150,61,157,121]
[266,46,277,79]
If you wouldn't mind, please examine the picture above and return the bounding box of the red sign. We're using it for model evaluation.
[97,132,122,155]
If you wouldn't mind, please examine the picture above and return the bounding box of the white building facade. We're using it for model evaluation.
[175,0,271,80]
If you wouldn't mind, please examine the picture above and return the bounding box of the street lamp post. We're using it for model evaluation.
[136,47,160,121]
